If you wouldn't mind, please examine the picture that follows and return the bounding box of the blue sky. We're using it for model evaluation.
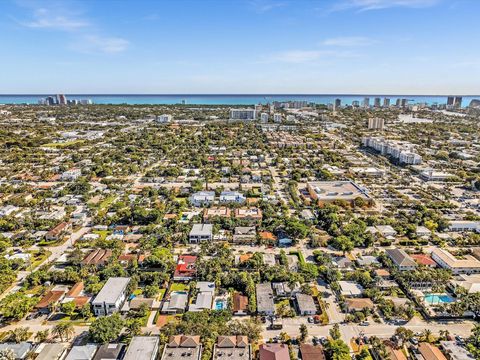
[1,0,479,94]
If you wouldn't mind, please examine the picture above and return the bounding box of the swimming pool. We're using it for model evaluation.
[215,299,226,310]
[424,294,455,304]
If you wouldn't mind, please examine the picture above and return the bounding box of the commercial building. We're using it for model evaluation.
[363,97,370,108]
[431,248,480,275]
[307,181,372,206]
[92,277,130,316]
[230,109,256,120]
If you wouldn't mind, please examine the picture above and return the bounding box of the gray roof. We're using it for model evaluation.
[36,343,67,360]
[93,343,125,360]
[189,292,213,311]
[295,293,316,313]
[169,292,188,310]
[92,277,130,305]
[65,345,98,360]
[190,224,213,236]
[0,342,32,359]
[385,248,417,268]
[124,337,159,360]
[256,283,274,313]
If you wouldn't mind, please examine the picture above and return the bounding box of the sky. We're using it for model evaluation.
[1,0,480,94]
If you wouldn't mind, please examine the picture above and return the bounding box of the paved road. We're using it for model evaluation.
[0,224,91,301]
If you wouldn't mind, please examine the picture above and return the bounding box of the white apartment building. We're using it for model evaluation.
[156,114,172,123]
[260,113,269,123]
[448,221,480,233]
[92,277,130,316]
[273,113,282,123]
[61,168,82,181]
[431,248,480,275]
[362,137,422,165]
[368,118,384,130]
[230,109,256,120]
[219,191,246,204]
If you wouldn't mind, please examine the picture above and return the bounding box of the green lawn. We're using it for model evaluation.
[98,195,116,211]
[92,230,111,242]
[170,283,189,293]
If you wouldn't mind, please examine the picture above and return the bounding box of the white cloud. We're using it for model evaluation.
[19,7,89,31]
[71,35,129,54]
[322,36,376,46]
[331,0,440,12]
[15,2,129,54]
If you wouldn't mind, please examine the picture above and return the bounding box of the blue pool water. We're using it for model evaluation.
[215,300,226,310]
[424,294,455,304]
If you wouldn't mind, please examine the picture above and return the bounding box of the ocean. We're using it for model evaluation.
[0,94,479,107]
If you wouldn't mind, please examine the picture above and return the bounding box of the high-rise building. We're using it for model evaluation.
[333,98,341,111]
[273,113,282,123]
[374,97,381,107]
[395,98,401,107]
[400,98,408,107]
[363,97,370,108]
[383,98,390,107]
[57,94,67,105]
[260,113,269,123]
[447,96,455,106]
[368,118,385,130]
[352,100,360,107]
[230,108,256,120]
[454,96,462,109]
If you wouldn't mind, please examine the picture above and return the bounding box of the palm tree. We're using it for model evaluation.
[52,322,75,342]
[420,329,435,343]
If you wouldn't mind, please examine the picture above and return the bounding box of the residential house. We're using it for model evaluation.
[124,336,160,360]
[295,293,317,315]
[256,283,275,316]
[92,277,130,316]
[440,341,475,360]
[386,248,417,271]
[204,207,231,221]
[338,281,364,297]
[65,345,98,360]
[259,344,289,360]
[35,290,65,314]
[189,191,215,207]
[0,343,32,360]
[220,191,246,204]
[213,336,250,360]
[189,282,215,312]
[345,298,375,313]
[234,208,262,223]
[189,224,213,243]
[82,249,112,267]
[46,222,71,241]
[93,344,125,360]
[162,291,188,314]
[35,343,68,360]
[173,255,197,281]
[233,292,249,316]
[232,227,256,244]
[299,344,326,360]
[418,343,448,360]
[161,336,202,360]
